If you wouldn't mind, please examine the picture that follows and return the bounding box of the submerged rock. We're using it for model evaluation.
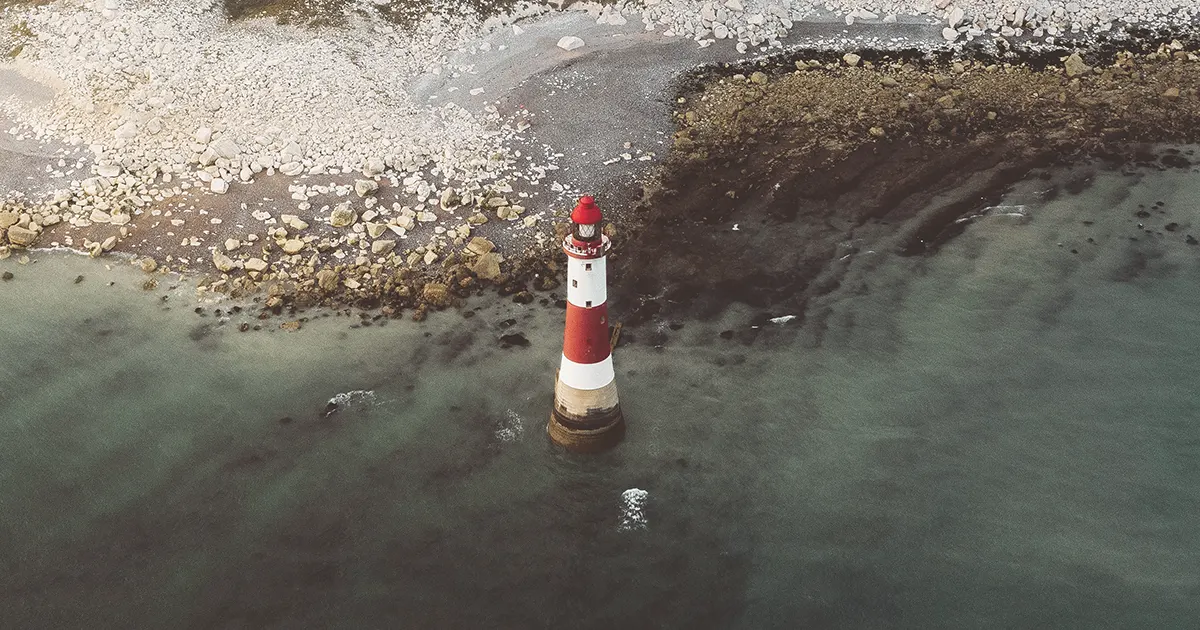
[499,332,530,348]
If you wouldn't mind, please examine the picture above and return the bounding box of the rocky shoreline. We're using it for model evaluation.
[613,33,1200,330]
[5,32,1200,330]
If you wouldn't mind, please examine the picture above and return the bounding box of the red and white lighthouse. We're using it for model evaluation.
[548,195,624,452]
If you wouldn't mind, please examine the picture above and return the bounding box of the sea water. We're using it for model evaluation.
[2,159,1199,628]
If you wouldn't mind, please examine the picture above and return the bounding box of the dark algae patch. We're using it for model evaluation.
[614,39,1200,326]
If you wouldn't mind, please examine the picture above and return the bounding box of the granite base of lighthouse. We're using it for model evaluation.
[548,377,625,453]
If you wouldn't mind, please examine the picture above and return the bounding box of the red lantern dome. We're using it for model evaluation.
[571,195,603,225]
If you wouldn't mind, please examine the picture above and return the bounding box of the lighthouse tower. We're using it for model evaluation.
[549,195,624,452]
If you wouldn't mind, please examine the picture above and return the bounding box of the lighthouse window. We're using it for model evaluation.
[572,280,578,288]
[585,263,592,271]
[586,300,593,307]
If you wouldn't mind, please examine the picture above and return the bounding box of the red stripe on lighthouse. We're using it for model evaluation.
[562,302,610,365]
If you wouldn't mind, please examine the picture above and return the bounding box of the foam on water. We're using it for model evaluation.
[618,488,648,532]
[958,203,1033,224]
[494,408,524,442]
[323,389,378,415]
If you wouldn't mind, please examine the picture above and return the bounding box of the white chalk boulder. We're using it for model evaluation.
[210,137,240,160]
[330,202,357,228]
[947,7,966,28]
[81,178,102,195]
[114,121,138,140]
[557,36,585,51]
[355,179,379,198]
[363,157,385,177]
[212,249,238,272]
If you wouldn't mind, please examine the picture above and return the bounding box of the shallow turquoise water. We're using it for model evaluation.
[1,160,1199,628]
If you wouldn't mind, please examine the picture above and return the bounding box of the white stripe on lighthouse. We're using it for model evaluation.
[566,255,607,308]
[558,354,615,390]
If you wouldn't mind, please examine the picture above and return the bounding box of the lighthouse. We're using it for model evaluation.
[548,195,624,452]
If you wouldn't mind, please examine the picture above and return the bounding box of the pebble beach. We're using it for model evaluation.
[0,0,1196,316]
